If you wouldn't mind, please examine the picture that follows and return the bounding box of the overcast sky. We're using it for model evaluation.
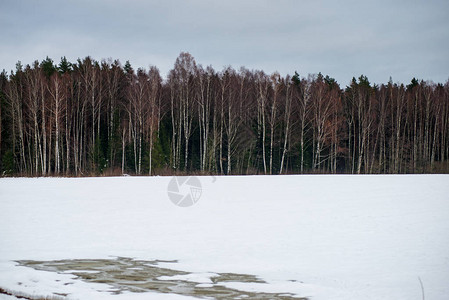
[1,0,448,86]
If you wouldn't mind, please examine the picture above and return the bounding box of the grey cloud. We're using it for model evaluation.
[0,0,448,86]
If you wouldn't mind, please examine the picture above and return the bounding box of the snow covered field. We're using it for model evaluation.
[0,175,448,299]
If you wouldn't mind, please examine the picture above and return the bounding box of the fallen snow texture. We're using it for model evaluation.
[0,175,448,299]
[157,273,218,284]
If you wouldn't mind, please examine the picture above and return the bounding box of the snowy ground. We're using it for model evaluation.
[0,175,448,299]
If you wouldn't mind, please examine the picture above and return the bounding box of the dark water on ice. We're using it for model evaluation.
[18,257,306,299]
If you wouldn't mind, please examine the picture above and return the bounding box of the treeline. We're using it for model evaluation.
[0,52,448,176]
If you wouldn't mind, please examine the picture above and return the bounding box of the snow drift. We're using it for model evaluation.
[0,175,448,299]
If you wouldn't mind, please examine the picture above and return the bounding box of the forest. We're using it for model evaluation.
[0,52,448,176]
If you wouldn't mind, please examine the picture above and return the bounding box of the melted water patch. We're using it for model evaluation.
[17,257,306,299]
